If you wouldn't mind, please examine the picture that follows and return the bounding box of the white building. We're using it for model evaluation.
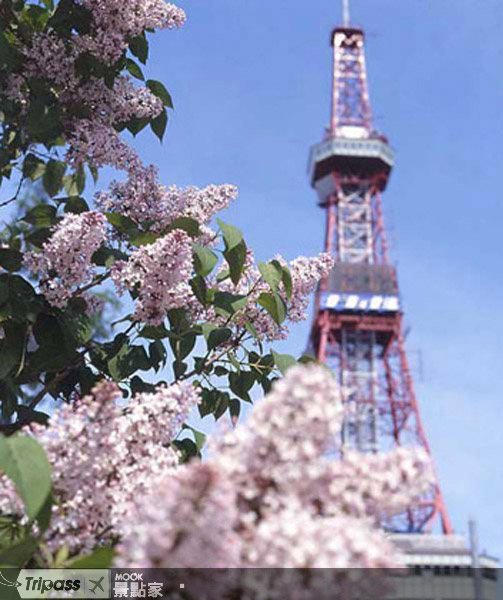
[385,533,500,600]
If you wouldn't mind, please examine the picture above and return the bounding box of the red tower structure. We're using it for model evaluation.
[307,3,452,534]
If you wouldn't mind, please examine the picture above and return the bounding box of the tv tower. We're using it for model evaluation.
[307,1,452,534]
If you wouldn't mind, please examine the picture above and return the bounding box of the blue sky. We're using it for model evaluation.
[127,0,503,557]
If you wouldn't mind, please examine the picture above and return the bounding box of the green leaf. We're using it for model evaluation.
[281,263,293,300]
[201,323,216,340]
[217,219,243,251]
[261,376,273,394]
[150,108,167,142]
[0,323,27,379]
[130,376,156,395]
[105,212,139,237]
[126,116,149,136]
[108,344,151,381]
[26,101,61,138]
[0,30,16,69]
[0,537,38,567]
[129,232,158,246]
[198,388,215,417]
[0,380,18,421]
[229,398,241,422]
[92,247,128,267]
[22,154,45,181]
[42,160,66,197]
[63,196,89,214]
[257,292,287,326]
[146,80,173,108]
[69,547,115,568]
[129,33,149,64]
[213,292,247,317]
[0,435,52,520]
[33,313,62,349]
[227,350,241,372]
[24,228,52,249]
[0,249,23,272]
[169,330,197,362]
[224,239,247,286]
[126,58,144,80]
[149,340,166,372]
[166,217,200,238]
[173,359,187,379]
[172,438,197,462]
[182,424,206,452]
[198,389,230,420]
[0,277,42,325]
[203,326,232,352]
[258,261,283,293]
[272,350,297,374]
[75,165,86,194]
[34,492,53,533]
[214,392,229,420]
[16,406,49,427]
[244,320,262,348]
[22,204,57,228]
[298,354,317,365]
[62,174,80,197]
[193,245,218,277]
[216,268,230,283]
[0,279,8,305]
[229,371,254,402]
[189,275,207,306]
[179,333,197,360]
[139,324,170,340]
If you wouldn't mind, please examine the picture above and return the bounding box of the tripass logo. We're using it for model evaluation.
[23,575,81,593]
[0,569,109,599]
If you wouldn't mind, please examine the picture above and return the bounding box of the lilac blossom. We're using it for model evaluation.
[96,167,238,231]
[24,212,107,309]
[118,463,242,568]
[213,251,334,341]
[25,380,200,553]
[66,121,140,170]
[118,365,433,570]
[111,229,194,324]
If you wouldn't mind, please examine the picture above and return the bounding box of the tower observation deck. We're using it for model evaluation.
[307,9,452,534]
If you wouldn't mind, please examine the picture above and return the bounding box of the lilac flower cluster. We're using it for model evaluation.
[288,253,335,320]
[28,379,200,553]
[17,2,180,170]
[64,75,163,171]
[66,121,139,171]
[24,33,78,88]
[118,364,433,569]
[111,229,194,324]
[77,0,186,64]
[214,251,334,341]
[24,212,107,309]
[96,165,238,231]
[119,463,241,568]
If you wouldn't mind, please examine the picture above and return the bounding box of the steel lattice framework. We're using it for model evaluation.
[307,19,452,534]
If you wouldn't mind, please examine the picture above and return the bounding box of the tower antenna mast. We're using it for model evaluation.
[342,0,350,27]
